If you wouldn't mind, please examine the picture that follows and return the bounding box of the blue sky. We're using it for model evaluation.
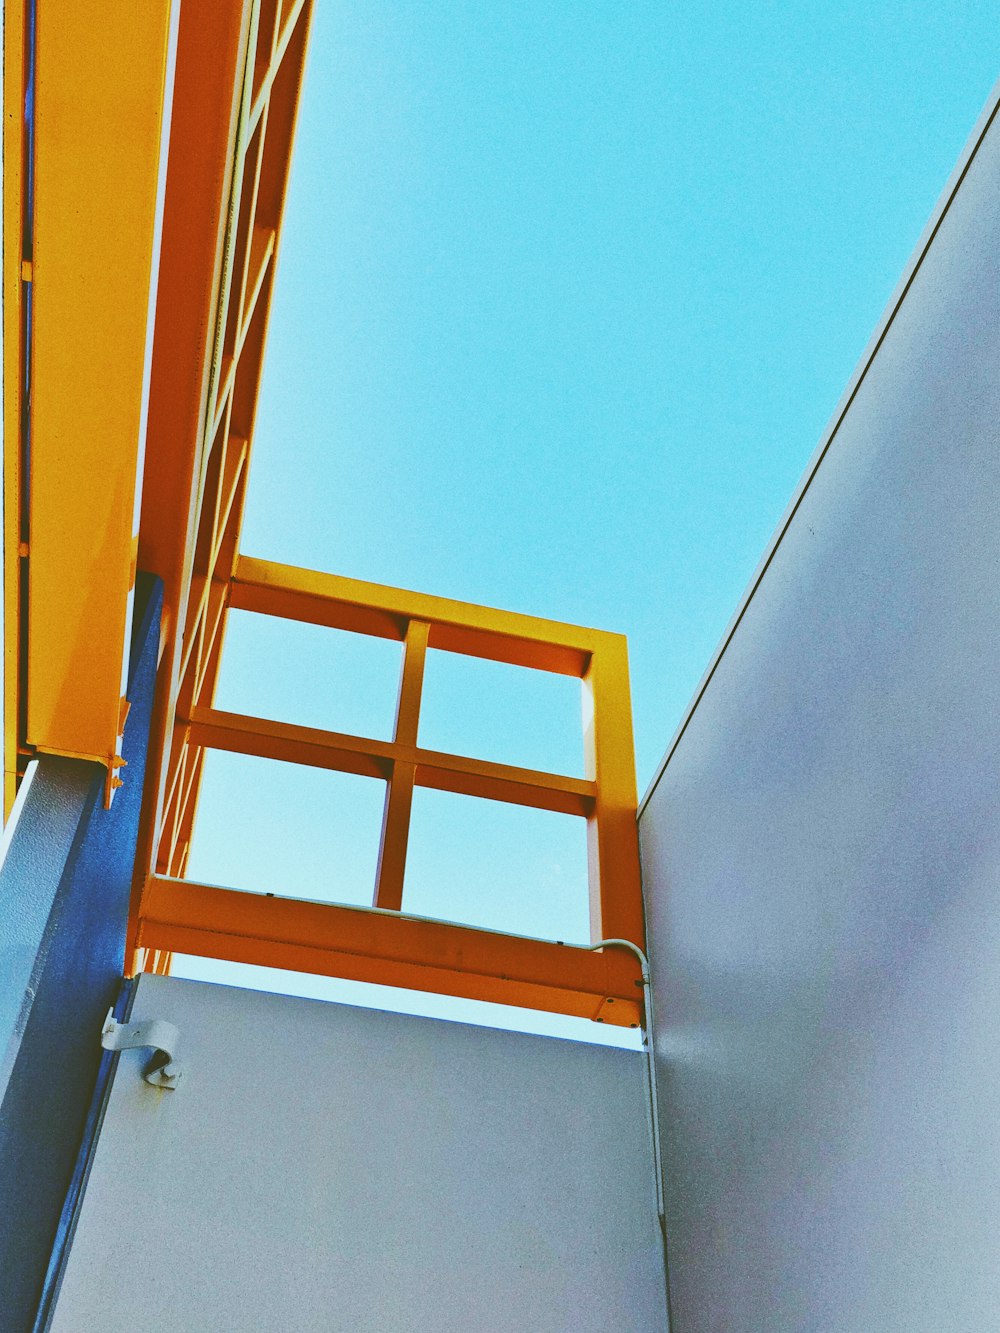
[180,6,997,1037]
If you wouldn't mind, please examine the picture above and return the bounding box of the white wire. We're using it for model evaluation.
[588,938,666,1228]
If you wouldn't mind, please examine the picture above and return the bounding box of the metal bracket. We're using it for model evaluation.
[591,993,640,1027]
[102,752,128,810]
[101,1010,181,1089]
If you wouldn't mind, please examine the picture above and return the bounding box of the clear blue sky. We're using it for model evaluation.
[180,5,997,1037]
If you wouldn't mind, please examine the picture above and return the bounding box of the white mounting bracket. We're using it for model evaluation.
[101,1010,182,1089]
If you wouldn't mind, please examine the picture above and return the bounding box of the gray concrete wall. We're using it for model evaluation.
[47,975,668,1332]
[639,86,1000,1332]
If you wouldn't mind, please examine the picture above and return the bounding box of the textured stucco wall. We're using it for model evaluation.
[48,974,668,1332]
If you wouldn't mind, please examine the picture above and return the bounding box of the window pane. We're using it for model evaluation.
[214,609,402,739]
[418,650,583,775]
[185,749,384,906]
[402,787,590,943]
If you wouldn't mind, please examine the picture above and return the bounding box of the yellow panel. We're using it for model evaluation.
[3,1,26,815]
[26,2,178,769]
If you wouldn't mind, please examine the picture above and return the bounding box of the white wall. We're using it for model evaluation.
[640,86,1000,1333]
[48,975,667,1332]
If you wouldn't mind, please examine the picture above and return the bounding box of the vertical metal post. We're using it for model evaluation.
[583,637,645,945]
[373,620,429,910]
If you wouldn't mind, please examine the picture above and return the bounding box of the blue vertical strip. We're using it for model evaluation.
[0,574,163,1333]
[22,0,35,259]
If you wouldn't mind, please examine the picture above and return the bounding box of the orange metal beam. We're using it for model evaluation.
[132,0,254,918]
[584,636,645,943]
[230,556,598,676]
[185,706,597,816]
[374,619,430,909]
[138,876,643,1027]
[130,0,320,961]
